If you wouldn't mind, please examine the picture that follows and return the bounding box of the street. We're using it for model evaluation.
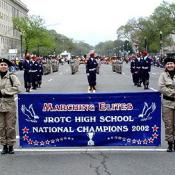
[1,62,173,175]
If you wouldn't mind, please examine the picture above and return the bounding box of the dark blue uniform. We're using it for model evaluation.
[130,58,137,85]
[141,56,151,89]
[130,57,142,86]
[31,60,39,89]
[37,60,43,88]
[86,57,98,90]
[22,60,32,92]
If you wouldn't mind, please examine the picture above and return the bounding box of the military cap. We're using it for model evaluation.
[0,58,13,67]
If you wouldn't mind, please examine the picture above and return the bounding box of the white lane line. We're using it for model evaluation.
[149,87,158,91]
[151,73,156,75]
[8,148,167,152]
[48,79,53,82]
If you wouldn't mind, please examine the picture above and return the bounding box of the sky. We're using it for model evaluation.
[21,0,174,46]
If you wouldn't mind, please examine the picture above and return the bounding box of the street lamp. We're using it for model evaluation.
[160,31,163,60]
[144,36,147,51]
[20,34,23,58]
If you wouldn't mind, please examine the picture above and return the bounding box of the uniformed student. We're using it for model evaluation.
[22,54,32,92]
[31,55,39,89]
[158,57,175,152]
[141,51,151,89]
[86,52,98,92]
[0,58,21,154]
[36,57,43,88]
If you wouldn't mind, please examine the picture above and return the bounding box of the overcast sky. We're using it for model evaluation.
[22,0,174,46]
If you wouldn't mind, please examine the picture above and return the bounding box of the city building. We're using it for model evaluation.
[0,0,28,59]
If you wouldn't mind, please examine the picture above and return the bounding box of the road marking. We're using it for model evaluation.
[149,87,158,91]
[151,72,156,75]
[48,79,53,82]
[8,148,167,152]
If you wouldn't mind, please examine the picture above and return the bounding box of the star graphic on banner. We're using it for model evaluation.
[51,139,55,143]
[118,137,122,140]
[60,138,63,141]
[67,137,71,140]
[152,125,159,132]
[40,141,45,146]
[127,138,131,143]
[45,140,50,145]
[152,133,159,139]
[143,139,148,144]
[122,138,126,142]
[148,137,154,143]
[137,140,142,145]
[132,139,137,144]
[107,137,110,140]
[33,140,39,146]
[110,136,114,140]
[23,134,29,141]
[22,127,29,134]
[115,136,118,140]
[28,139,33,145]
[64,137,67,140]
[56,138,60,142]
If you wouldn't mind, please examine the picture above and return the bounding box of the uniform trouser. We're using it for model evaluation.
[0,111,16,146]
[162,107,175,142]
[132,73,139,84]
[142,72,150,86]
[31,72,38,88]
[37,75,42,85]
[87,72,96,87]
[24,72,32,89]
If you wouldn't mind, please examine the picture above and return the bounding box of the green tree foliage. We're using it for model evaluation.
[116,1,175,53]
[13,15,55,55]
[73,41,93,56]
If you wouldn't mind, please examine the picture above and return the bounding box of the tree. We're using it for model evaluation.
[116,1,175,53]
[13,15,55,55]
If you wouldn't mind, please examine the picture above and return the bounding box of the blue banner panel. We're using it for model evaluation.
[18,92,161,147]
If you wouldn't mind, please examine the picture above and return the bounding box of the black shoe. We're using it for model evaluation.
[137,84,141,87]
[93,86,96,90]
[8,146,14,154]
[1,145,8,154]
[26,89,30,92]
[144,85,149,90]
[167,142,173,152]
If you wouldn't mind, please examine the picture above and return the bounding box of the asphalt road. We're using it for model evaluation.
[1,62,173,175]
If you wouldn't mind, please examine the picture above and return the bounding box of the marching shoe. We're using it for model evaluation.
[93,86,96,90]
[167,142,173,152]
[1,145,8,154]
[8,146,14,154]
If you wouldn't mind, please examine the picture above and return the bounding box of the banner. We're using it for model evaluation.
[18,92,161,147]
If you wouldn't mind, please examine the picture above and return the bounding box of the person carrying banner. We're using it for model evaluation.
[158,56,175,152]
[0,58,21,154]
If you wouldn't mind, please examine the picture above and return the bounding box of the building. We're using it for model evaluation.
[0,0,28,59]
[164,34,175,55]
